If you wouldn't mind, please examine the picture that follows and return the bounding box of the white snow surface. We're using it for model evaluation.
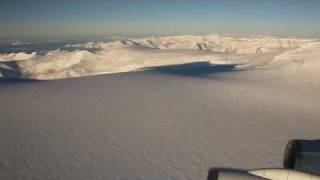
[0,52,37,62]
[1,64,320,180]
[0,35,319,80]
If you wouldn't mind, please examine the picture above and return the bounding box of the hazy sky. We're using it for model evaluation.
[1,0,320,38]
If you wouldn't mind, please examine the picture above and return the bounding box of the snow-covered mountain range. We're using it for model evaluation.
[0,35,319,80]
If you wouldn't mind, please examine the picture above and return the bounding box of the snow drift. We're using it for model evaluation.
[0,35,318,80]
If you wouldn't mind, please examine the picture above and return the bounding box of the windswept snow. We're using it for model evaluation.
[0,35,319,80]
[1,65,320,180]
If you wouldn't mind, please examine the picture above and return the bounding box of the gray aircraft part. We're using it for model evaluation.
[208,139,320,180]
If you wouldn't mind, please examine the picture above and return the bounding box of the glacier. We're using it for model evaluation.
[0,35,319,80]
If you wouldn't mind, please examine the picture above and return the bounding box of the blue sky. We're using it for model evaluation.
[1,0,320,38]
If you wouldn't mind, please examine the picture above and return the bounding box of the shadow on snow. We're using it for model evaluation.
[142,61,238,77]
